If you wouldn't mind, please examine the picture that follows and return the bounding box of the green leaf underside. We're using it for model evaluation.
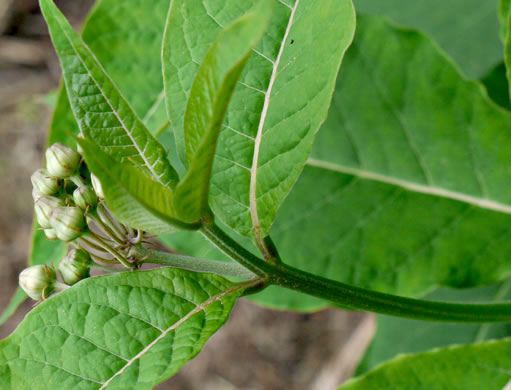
[357,282,511,375]
[40,0,178,189]
[0,268,246,390]
[77,139,181,234]
[174,1,273,222]
[355,0,502,79]
[164,0,356,240]
[339,338,511,390]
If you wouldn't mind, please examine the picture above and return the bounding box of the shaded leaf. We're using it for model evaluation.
[77,138,184,234]
[40,0,178,188]
[354,0,502,78]
[0,268,248,389]
[173,1,273,222]
[164,0,356,243]
[481,62,511,109]
[340,338,511,390]
[501,0,511,41]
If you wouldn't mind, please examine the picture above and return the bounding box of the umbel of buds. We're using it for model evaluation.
[31,168,59,197]
[59,248,92,285]
[34,196,65,229]
[19,265,58,300]
[50,206,87,241]
[45,142,81,178]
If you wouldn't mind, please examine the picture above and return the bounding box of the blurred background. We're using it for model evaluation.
[0,1,373,388]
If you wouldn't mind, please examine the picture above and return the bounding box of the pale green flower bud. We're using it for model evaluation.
[90,173,104,199]
[31,168,59,196]
[73,186,97,210]
[44,228,58,240]
[59,248,91,285]
[50,206,87,241]
[45,143,81,178]
[34,195,65,228]
[19,265,57,300]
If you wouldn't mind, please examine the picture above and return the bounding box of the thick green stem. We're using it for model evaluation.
[204,221,511,323]
[132,246,256,279]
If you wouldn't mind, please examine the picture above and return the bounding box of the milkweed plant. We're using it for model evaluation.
[2,0,511,388]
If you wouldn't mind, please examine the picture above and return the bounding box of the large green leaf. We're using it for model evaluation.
[173,1,273,222]
[163,0,356,243]
[77,138,182,234]
[354,0,502,79]
[357,281,511,375]
[339,338,511,389]
[0,268,248,389]
[252,16,511,310]
[40,0,178,189]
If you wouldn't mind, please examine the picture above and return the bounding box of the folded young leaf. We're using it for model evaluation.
[340,338,511,389]
[173,1,273,222]
[40,0,178,189]
[0,268,250,390]
[77,138,187,234]
[164,0,356,243]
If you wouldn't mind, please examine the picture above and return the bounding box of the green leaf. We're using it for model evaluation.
[163,0,356,242]
[253,16,511,310]
[339,338,511,390]
[357,281,511,375]
[173,1,273,222]
[0,268,249,389]
[77,138,187,234]
[501,0,511,41]
[40,0,178,189]
[354,0,502,79]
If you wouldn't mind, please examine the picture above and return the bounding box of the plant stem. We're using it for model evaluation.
[200,222,274,277]
[132,246,256,279]
[204,221,511,323]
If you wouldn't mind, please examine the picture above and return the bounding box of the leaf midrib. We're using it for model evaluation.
[249,0,299,249]
[55,10,165,186]
[306,158,511,214]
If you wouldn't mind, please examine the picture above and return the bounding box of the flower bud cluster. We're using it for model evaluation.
[22,142,144,300]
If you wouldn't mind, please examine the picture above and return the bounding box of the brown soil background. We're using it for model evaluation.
[0,1,374,388]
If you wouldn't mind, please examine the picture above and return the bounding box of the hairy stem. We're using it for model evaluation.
[204,221,511,323]
[132,246,256,279]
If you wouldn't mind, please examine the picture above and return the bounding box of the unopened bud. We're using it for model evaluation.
[34,195,65,229]
[44,228,58,240]
[50,206,87,241]
[59,248,91,285]
[73,186,97,210]
[90,173,105,199]
[31,168,59,196]
[46,143,81,178]
[19,265,57,301]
